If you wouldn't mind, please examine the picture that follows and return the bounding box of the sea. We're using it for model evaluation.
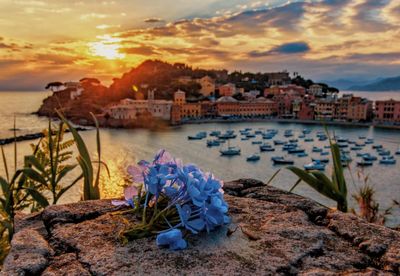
[0,91,399,226]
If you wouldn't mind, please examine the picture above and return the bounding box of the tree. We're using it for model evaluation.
[45,82,64,92]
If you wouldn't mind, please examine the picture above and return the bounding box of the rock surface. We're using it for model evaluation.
[2,179,399,275]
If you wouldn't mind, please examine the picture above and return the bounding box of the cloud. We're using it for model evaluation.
[144,18,164,23]
[249,42,310,57]
[120,45,158,56]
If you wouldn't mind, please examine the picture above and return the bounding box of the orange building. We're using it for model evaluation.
[216,97,277,117]
[375,99,400,123]
[347,97,373,122]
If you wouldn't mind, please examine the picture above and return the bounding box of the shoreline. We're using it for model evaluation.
[176,118,400,130]
[0,127,92,145]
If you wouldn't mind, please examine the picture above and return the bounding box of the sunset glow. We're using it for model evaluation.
[0,0,399,90]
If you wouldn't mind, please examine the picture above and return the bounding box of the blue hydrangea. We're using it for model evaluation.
[125,150,230,250]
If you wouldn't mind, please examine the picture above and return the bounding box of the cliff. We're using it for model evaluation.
[2,179,399,275]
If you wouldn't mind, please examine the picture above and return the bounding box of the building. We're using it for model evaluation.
[196,76,215,97]
[266,72,291,86]
[309,84,323,97]
[108,91,173,121]
[375,99,400,124]
[177,76,193,84]
[215,96,277,117]
[347,97,373,122]
[174,90,186,105]
[219,83,236,97]
[298,102,315,120]
[314,99,336,121]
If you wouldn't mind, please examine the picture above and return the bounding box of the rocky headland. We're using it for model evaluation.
[2,179,399,275]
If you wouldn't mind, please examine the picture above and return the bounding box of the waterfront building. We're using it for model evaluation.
[180,103,202,119]
[375,99,400,124]
[298,102,315,120]
[108,91,173,121]
[347,97,373,122]
[196,76,215,97]
[219,83,236,97]
[200,101,217,118]
[216,96,277,117]
[314,99,336,120]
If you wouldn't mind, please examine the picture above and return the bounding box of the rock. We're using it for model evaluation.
[2,179,399,275]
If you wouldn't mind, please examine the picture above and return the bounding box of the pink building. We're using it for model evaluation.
[375,99,400,123]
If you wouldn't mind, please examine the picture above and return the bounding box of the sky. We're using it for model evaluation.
[0,0,399,90]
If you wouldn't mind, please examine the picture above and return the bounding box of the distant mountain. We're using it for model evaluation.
[348,76,400,91]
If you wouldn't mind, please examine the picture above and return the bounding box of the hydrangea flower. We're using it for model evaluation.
[156,229,187,250]
[122,150,230,250]
[111,185,138,207]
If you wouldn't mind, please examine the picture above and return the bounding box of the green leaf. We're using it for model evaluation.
[24,155,45,173]
[25,188,49,208]
[0,176,10,197]
[22,168,47,186]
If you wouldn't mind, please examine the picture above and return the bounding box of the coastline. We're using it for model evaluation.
[176,117,400,130]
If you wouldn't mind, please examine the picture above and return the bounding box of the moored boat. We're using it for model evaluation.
[220,146,241,156]
[271,156,294,165]
[247,154,260,161]
[379,156,396,164]
[304,160,326,170]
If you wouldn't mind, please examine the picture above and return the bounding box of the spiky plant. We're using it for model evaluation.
[287,127,348,212]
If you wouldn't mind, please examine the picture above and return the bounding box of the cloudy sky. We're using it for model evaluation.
[0,0,399,90]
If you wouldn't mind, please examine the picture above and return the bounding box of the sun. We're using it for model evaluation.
[88,35,125,60]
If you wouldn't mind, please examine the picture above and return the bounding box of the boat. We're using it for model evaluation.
[207,140,220,147]
[283,143,298,151]
[348,140,356,144]
[304,138,314,142]
[246,133,256,138]
[358,136,366,139]
[372,144,383,149]
[337,143,348,148]
[365,138,374,144]
[302,129,311,134]
[284,130,293,137]
[298,134,306,139]
[260,144,275,151]
[312,146,322,153]
[318,135,328,141]
[252,141,262,145]
[340,150,350,154]
[312,157,329,163]
[304,160,326,170]
[320,151,329,156]
[336,137,348,143]
[271,156,294,165]
[241,137,249,141]
[218,132,237,139]
[273,140,286,145]
[323,145,331,149]
[288,148,305,154]
[262,134,274,140]
[220,146,241,156]
[355,142,365,147]
[209,130,221,137]
[362,154,377,161]
[255,130,263,135]
[357,160,373,166]
[188,133,206,140]
[247,154,260,162]
[378,150,391,156]
[350,146,362,151]
[289,139,298,143]
[297,152,308,157]
[341,155,352,166]
[379,157,396,165]
[395,146,400,155]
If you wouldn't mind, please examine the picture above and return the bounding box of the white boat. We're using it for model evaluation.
[304,160,326,170]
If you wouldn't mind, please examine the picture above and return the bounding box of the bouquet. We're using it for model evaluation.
[112,150,230,250]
